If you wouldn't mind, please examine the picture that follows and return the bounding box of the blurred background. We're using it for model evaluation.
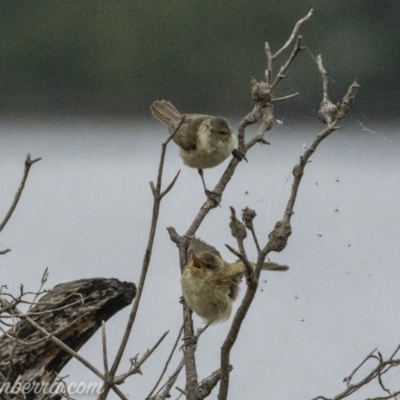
[1,1,400,399]
[0,0,398,120]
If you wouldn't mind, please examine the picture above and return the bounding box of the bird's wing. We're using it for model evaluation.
[188,237,221,257]
[151,100,200,151]
[172,116,200,151]
[172,115,213,151]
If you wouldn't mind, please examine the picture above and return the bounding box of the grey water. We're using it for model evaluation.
[1,117,399,399]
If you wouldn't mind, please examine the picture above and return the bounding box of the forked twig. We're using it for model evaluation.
[0,153,41,233]
[146,324,184,399]
[152,357,185,400]
[99,117,185,399]
[272,9,313,60]
[218,56,359,400]
[311,347,400,400]
[163,11,325,400]
[114,331,169,384]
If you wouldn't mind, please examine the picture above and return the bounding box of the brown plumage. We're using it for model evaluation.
[151,100,235,197]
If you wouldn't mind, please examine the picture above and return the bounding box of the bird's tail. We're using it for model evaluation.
[235,261,289,272]
[249,261,289,271]
[261,262,289,271]
[150,100,182,125]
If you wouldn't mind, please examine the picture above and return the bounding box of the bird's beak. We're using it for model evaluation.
[191,254,202,269]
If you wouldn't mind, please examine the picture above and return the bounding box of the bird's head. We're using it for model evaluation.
[206,117,232,139]
[187,251,221,276]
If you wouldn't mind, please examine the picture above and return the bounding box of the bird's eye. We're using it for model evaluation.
[219,130,228,135]
[205,263,212,269]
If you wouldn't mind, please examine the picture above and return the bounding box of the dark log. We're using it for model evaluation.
[0,278,136,399]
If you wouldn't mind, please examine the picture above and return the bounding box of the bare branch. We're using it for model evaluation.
[154,116,186,196]
[100,118,183,399]
[167,226,181,245]
[219,55,358,400]
[311,347,400,400]
[229,206,247,242]
[114,331,169,384]
[343,348,377,387]
[28,267,49,312]
[146,325,184,399]
[228,207,254,284]
[264,42,273,86]
[272,92,299,103]
[0,153,41,233]
[224,244,242,259]
[336,80,361,122]
[160,170,181,198]
[0,249,11,255]
[316,55,338,125]
[272,9,313,60]
[102,321,109,376]
[263,57,359,257]
[151,357,185,400]
[241,207,261,253]
[271,35,305,89]
[0,298,105,381]
[197,365,233,397]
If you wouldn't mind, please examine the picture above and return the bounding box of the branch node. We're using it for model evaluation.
[266,219,292,253]
[229,206,247,241]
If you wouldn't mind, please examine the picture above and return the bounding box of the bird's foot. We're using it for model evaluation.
[205,190,221,206]
[258,138,270,145]
[232,148,248,162]
[179,334,199,351]
[179,325,208,351]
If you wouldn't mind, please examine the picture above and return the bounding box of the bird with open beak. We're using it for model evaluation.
[181,237,289,326]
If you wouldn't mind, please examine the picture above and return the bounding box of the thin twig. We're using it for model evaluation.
[271,35,305,89]
[197,365,233,398]
[0,153,41,233]
[99,118,185,399]
[228,206,254,282]
[265,42,273,86]
[272,9,313,60]
[343,348,377,387]
[218,57,359,400]
[146,324,184,399]
[0,297,129,400]
[272,92,299,102]
[28,267,49,312]
[0,297,104,380]
[102,321,109,375]
[114,330,169,384]
[311,348,400,400]
[153,357,185,400]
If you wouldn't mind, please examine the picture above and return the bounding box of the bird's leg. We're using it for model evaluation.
[232,148,248,162]
[180,325,209,351]
[198,169,220,203]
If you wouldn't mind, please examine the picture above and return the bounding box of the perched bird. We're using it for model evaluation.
[150,100,235,198]
[181,238,289,326]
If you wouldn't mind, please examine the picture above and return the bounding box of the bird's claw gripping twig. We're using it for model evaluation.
[179,334,199,351]
[205,190,221,206]
[179,325,208,351]
[232,148,248,162]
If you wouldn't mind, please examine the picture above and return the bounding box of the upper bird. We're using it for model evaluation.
[150,100,235,198]
[181,237,289,326]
